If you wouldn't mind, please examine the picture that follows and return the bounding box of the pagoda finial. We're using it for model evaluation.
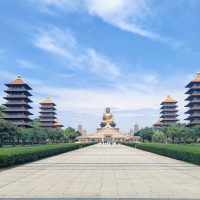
[17,75,21,79]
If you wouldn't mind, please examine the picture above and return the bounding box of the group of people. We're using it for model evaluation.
[100,141,120,145]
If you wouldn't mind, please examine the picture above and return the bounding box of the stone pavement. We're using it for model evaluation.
[0,144,200,199]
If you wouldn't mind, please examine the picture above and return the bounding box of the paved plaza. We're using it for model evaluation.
[0,144,200,199]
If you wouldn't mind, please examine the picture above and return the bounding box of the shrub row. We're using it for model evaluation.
[122,142,200,165]
[0,143,94,168]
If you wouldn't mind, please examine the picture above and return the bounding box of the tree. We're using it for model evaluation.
[35,128,47,144]
[152,131,165,143]
[161,125,179,143]
[191,125,200,143]
[138,127,154,142]
[0,106,6,117]
[29,128,36,145]
[64,127,80,143]
[18,128,30,146]
[54,129,64,143]
[0,120,7,147]
[31,118,40,128]
[0,120,17,147]
[7,123,17,147]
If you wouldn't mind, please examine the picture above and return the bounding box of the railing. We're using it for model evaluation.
[39,106,56,109]
[40,123,55,126]
[161,114,178,116]
[190,107,200,110]
[39,110,55,112]
[190,93,200,95]
[162,118,178,121]
[3,115,30,119]
[39,119,55,122]
[5,88,28,92]
[39,115,56,117]
[190,86,200,89]
[189,100,200,103]
[189,114,200,117]
[4,101,29,105]
[189,121,200,124]
[11,122,31,125]
[5,95,29,98]
[161,104,177,107]
[161,109,178,112]
[4,108,29,111]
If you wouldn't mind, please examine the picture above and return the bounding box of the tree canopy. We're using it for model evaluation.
[138,123,199,144]
[0,119,79,147]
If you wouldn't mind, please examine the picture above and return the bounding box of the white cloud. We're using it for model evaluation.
[31,0,186,48]
[86,0,157,39]
[32,26,121,79]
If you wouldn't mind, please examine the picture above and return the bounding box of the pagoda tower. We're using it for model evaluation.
[39,97,57,128]
[54,121,64,129]
[160,95,179,126]
[2,75,33,127]
[185,72,200,126]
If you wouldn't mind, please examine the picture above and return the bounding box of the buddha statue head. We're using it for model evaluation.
[105,107,111,114]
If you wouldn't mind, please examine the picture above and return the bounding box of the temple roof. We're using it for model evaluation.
[77,127,127,139]
[54,121,63,127]
[91,127,126,138]
[154,119,163,126]
[186,72,200,88]
[40,97,56,105]
[6,75,32,89]
[161,95,177,104]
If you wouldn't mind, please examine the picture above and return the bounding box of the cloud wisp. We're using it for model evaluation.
[31,0,186,49]
[31,25,165,94]
[32,26,121,80]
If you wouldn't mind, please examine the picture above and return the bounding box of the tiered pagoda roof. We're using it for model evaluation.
[2,75,33,127]
[54,121,64,129]
[153,119,163,127]
[185,72,200,126]
[160,95,179,126]
[39,97,57,128]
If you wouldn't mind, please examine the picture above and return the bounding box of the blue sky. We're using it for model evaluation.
[0,0,200,132]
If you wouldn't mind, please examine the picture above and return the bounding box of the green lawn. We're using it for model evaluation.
[123,142,200,165]
[0,143,94,168]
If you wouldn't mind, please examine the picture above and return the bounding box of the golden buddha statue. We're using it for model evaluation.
[100,107,116,128]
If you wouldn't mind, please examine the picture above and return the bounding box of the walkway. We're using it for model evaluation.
[0,144,200,199]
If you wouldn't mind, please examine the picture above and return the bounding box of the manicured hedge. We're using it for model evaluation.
[0,143,94,168]
[122,142,200,165]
